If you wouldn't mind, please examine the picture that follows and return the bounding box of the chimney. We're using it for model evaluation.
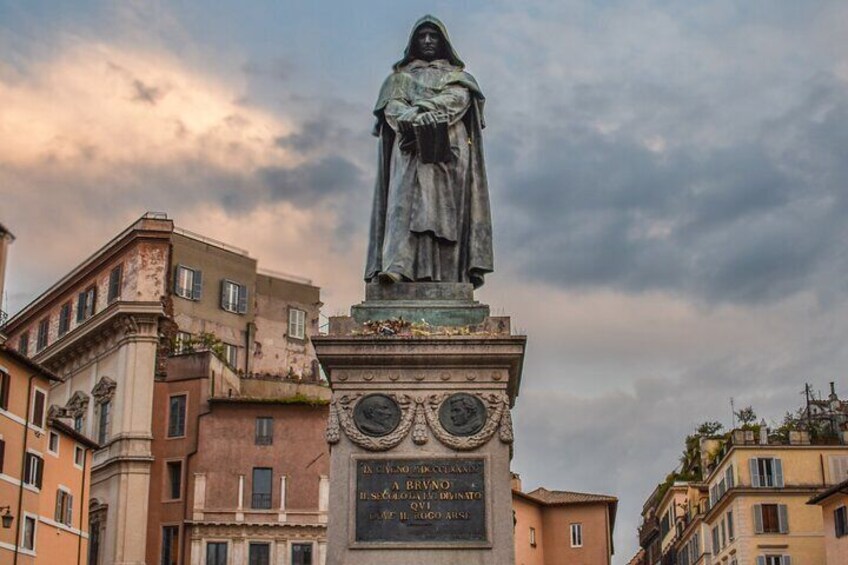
[759,419,769,445]
[511,472,522,492]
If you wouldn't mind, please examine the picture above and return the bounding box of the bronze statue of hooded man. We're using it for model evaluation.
[365,15,493,289]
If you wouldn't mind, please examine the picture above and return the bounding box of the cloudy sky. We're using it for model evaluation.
[3,0,848,560]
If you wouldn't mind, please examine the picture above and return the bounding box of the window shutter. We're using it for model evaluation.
[238,285,248,314]
[0,439,5,473]
[778,504,789,533]
[192,269,203,300]
[220,280,228,310]
[0,371,9,409]
[66,494,73,525]
[77,292,86,322]
[24,454,32,483]
[750,458,761,487]
[782,555,791,565]
[36,456,44,488]
[55,490,63,521]
[753,504,764,534]
[726,466,735,488]
[774,458,784,487]
[756,557,766,565]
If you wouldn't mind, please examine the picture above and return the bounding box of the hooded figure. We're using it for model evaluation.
[365,15,493,288]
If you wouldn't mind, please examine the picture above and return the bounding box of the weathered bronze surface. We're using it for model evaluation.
[353,394,402,437]
[439,393,487,436]
[355,457,487,543]
[365,15,493,289]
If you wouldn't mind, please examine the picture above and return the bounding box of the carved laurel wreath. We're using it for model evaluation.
[328,393,417,451]
[326,391,514,451]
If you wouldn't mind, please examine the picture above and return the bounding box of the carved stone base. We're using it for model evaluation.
[313,316,525,565]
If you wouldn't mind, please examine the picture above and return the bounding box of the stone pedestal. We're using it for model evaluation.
[313,296,525,565]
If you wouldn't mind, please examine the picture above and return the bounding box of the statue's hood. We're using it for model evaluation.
[393,15,465,70]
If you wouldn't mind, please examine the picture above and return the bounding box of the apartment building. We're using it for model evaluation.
[808,478,848,564]
[148,352,330,565]
[513,475,617,565]
[3,213,324,564]
[0,342,99,564]
[639,424,848,565]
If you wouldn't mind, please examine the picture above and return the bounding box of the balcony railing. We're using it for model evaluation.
[0,309,7,328]
[251,493,272,509]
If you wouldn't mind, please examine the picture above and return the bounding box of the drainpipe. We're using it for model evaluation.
[77,447,88,565]
[13,373,36,565]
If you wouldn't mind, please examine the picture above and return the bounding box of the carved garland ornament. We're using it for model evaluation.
[326,391,514,451]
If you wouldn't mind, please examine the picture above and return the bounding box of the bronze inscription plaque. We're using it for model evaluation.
[355,458,486,543]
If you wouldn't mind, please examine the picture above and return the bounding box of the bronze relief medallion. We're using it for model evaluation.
[439,393,487,436]
[353,394,402,437]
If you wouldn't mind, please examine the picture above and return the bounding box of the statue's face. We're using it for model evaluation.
[414,24,442,61]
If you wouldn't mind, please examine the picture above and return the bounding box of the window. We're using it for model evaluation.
[750,457,784,488]
[59,302,72,336]
[22,514,36,551]
[174,332,192,355]
[712,525,720,554]
[175,265,202,300]
[291,543,313,565]
[48,431,60,455]
[288,308,306,340]
[74,414,84,433]
[161,526,179,565]
[249,543,270,565]
[206,542,227,565]
[220,280,248,314]
[166,461,182,500]
[570,522,583,547]
[55,489,73,526]
[754,503,789,534]
[77,285,96,322]
[36,318,49,351]
[0,369,9,410]
[720,518,727,547]
[835,505,848,538]
[223,343,238,368]
[108,264,123,303]
[252,467,272,509]
[32,389,46,429]
[24,452,43,488]
[0,439,5,473]
[74,445,84,468]
[255,417,273,445]
[529,526,536,547]
[18,331,29,355]
[757,556,792,565]
[168,395,187,437]
[727,510,735,541]
[98,401,111,444]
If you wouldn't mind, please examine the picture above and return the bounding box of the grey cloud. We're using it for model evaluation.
[260,155,363,207]
[489,70,848,305]
[131,78,163,104]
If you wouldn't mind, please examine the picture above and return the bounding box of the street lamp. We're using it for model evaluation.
[0,506,13,529]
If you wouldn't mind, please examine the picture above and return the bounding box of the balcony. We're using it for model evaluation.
[0,309,7,328]
[639,516,660,547]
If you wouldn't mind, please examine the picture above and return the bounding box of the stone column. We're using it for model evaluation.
[314,282,525,565]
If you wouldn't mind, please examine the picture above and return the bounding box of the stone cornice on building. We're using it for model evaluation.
[4,214,173,332]
[703,485,825,522]
[32,301,165,375]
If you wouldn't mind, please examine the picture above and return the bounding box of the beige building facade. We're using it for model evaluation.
[808,478,848,565]
[3,213,324,564]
